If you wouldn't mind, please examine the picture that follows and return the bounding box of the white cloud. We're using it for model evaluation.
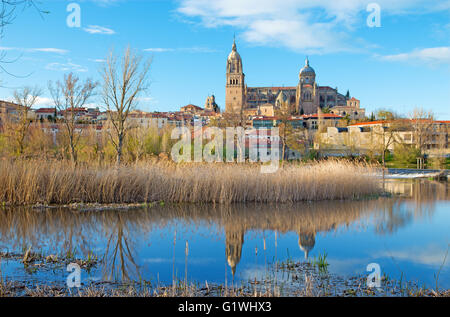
[90,0,121,6]
[45,61,88,73]
[0,47,68,54]
[34,97,54,108]
[177,0,450,53]
[143,47,219,53]
[88,58,106,63]
[83,25,116,35]
[375,245,450,267]
[29,48,69,54]
[144,48,175,53]
[378,47,450,64]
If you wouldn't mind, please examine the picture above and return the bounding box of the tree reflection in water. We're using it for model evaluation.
[0,180,446,281]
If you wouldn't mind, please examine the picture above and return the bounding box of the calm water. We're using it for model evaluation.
[0,179,449,289]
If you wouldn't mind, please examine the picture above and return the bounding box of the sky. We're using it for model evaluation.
[0,0,449,119]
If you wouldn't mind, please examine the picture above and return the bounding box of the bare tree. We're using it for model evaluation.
[0,1,45,76]
[409,107,435,159]
[101,47,152,165]
[373,110,408,167]
[0,1,39,27]
[275,102,296,164]
[48,73,97,163]
[10,86,41,155]
[433,122,449,168]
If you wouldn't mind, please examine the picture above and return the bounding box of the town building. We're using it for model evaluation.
[330,97,365,120]
[315,120,450,157]
[35,108,57,121]
[180,104,204,115]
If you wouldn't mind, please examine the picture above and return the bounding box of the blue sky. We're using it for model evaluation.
[0,0,449,118]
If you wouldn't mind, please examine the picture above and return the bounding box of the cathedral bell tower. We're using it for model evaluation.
[225,38,246,114]
[296,57,319,115]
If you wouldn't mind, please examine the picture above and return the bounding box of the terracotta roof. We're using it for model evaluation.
[35,108,56,113]
[248,87,296,91]
[182,104,203,110]
[253,116,303,121]
[302,113,343,119]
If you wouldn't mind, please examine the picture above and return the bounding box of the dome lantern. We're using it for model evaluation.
[299,56,316,78]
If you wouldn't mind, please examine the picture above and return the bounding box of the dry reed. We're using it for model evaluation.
[0,159,381,205]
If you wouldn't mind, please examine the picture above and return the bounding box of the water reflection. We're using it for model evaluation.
[0,179,448,284]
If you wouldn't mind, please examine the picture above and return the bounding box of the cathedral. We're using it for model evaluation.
[225,39,364,118]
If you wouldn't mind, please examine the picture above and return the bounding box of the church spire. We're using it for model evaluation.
[232,34,237,51]
[305,56,309,67]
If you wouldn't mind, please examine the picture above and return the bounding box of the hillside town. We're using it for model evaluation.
[1,96,449,166]
[0,40,449,166]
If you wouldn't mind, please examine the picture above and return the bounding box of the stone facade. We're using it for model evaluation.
[225,39,246,114]
[330,97,366,120]
[204,94,220,113]
[225,40,363,117]
[315,120,450,156]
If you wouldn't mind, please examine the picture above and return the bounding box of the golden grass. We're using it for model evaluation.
[0,159,381,205]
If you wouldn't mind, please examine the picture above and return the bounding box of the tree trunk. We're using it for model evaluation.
[117,132,124,165]
[69,133,77,164]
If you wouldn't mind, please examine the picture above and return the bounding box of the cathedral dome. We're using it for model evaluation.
[299,57,315,76]
[228,50,241,62]
[298,233,316,259]
[228,40,241,62]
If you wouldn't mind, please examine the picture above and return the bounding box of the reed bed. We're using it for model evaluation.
[0,159,381,205]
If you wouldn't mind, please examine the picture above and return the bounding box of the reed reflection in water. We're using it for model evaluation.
[0,179,446,284]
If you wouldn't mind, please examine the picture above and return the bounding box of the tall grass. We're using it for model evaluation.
[0,159,381,205]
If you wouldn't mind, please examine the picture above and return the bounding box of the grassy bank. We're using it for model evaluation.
[1,258,448,297]
[0,159,381,205]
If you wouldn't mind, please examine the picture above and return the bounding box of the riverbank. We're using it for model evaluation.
[380,168,449,180]
[0,160,381,205]
[0,257,448,297]
[1,181,448,298]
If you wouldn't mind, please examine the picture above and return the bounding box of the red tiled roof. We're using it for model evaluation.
[35,108,56,113]
[182,104,203,110]
[302,113,343,119]
[253,116,303,121]
[248,87,296,91]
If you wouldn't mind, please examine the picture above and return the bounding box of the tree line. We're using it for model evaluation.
[1,47,153,165]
